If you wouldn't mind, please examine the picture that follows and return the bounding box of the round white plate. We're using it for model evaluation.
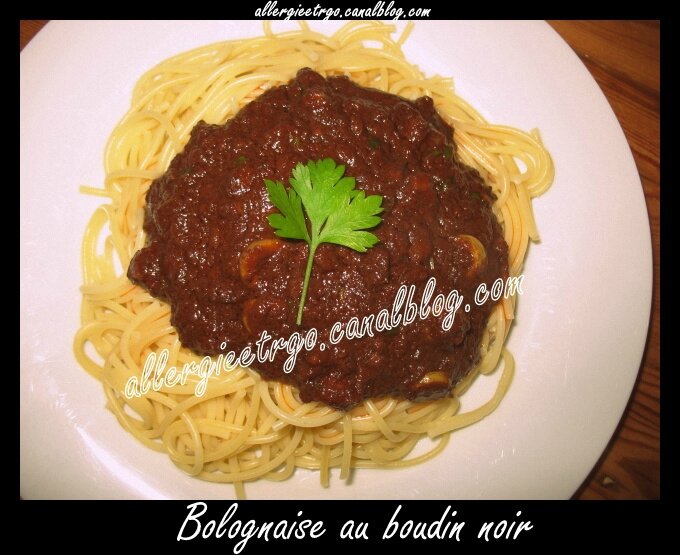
[20,20,652,499]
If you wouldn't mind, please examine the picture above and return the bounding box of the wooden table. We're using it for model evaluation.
[20,20,660,499]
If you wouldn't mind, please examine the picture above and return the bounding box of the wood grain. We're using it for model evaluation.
[20,20,660,499]
[20,20,47,50]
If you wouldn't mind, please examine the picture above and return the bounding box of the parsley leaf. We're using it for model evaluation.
[266,158,384,325]
[264,180,310,242]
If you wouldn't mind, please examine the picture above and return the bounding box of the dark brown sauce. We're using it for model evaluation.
[128,68,508,409]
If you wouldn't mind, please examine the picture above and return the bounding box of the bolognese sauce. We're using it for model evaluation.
[128,68,508,409]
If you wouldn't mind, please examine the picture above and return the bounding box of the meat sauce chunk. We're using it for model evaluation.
[128,68,508,409]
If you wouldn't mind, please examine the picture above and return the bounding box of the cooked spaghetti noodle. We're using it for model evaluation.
[74,21,554,498]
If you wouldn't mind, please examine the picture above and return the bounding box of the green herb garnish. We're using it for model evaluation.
[367,136,381,149]
[265,158,384,325]
[430,145,454,160]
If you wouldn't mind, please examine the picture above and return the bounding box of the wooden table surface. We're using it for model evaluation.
[20,20,660,500]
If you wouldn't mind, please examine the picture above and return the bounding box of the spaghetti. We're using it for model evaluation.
[74,21,553,498]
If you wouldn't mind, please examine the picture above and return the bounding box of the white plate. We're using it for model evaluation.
[20,20,652,499]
